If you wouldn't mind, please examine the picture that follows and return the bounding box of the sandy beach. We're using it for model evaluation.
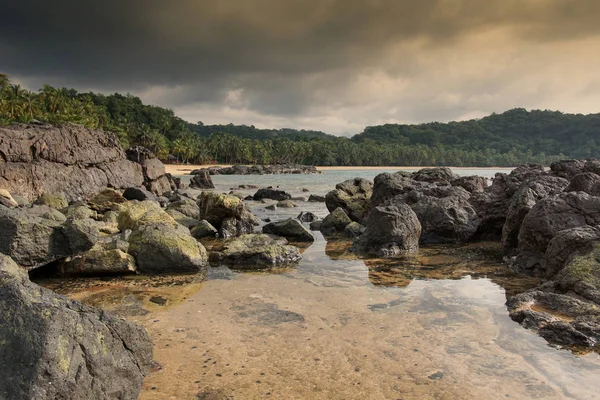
[164,164,514,175]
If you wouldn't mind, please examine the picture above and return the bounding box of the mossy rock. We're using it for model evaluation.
[556,242,600,304]
[209,234,301,269]
[89,189,127,212]
[62,205,98,220]
[118,201,177,231]
[128,224,208,274]
[34,192,68,210]
[321,207,352,236]
[191,220,218,239]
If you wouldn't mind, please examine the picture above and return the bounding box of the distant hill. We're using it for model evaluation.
[352,108,600,159]
[1,73,599,166]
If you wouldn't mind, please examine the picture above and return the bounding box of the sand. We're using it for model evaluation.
[164,164,513,175]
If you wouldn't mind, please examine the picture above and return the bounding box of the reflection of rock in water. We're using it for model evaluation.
[324,239,356,260]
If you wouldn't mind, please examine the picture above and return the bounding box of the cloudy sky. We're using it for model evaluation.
[2,0,600,136]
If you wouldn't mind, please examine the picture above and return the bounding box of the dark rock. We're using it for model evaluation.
[309,220,323,231]
[471,164,545,239]
[501,175,569,249]
[297,211,317,222]
[263,218,315,242]
[190,170,215,189]
[517,192,600,272]
[191,220,219,239]
[565,172,600,195]
[351,203,421,257]
[412,167,456,183]
[370,171,424,207]
[554,243,600,304]
[550,159,586,179]
[209,234,302,269]
[325,178,373,224]
[165,209,201,229]
[88,188,127,213]
[344,221,366,238]
[451,176,488,193]
[321,207,353,236]
[308,194,326,202]
[544,226,600,278]
[0,124,144,202]
[253,189,292,201]
[0,254,152,400]
[123,187,157,201]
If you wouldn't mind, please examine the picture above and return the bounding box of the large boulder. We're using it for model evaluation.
[126,146,178,195]
[451,176,488,193]
[117,201,177,231]
[402,187,479,244]
[370,171,424,207]
[253,188,292,201]
[501,175,569,249]
[412,167,456,183]
[209,234,302,269]
[189,170,215,189]
[128,223,208,274]
[320,207,353,236]
[0,254,152,399]
[60,248,136,276]
[544,226,600,278]
[167,198,200,219]
[325,178,373,224]
[564,172,600,195]
[352,203,421,257]
[471,164,545,239]
[554,243,600,304]
[197,192,258,238]
[0,124,144,202]
[263,218,315,242]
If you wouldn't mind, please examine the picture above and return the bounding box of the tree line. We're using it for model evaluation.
[2,73,597,166]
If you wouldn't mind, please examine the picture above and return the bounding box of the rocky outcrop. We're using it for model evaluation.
[412,167,456,183]
[0,206,100,269]
[193,164,320,175]
[197,192,259,238]
[263,218,315,242]
[0,254,152,400]
[189,169,215,189]
[325,178,373,224]
[351,203,421,257]
[320,207,353,236]
[501,175,569,249]
[126,146,179,195]
[451,175,488,193]
[0,124,144,202]
[209,234,302,269]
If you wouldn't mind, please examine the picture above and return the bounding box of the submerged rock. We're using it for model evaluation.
[263,218,315,242]
[308,194,326,202]
[0,254,152,399]
[351,203,421,257]
[209,234,302,269]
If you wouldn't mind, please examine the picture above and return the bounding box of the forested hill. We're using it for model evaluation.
[353,109,600,158]
[1,73,600,167]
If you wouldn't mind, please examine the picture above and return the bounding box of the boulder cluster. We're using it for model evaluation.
[192,164,320,175]
[316,162,600,348]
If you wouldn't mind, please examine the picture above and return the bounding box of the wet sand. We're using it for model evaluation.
[41,240,600,400]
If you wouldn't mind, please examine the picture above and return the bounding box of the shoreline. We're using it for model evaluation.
[164,164,514,175]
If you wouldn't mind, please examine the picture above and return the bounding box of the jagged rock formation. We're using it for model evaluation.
[0,124,144,201]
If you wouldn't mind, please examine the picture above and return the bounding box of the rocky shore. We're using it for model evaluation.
[2,123,600,397]
[191,164,320,176]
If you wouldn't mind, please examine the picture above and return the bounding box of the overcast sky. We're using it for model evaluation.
[2,0,600,136]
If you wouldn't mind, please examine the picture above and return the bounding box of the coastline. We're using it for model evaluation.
[164,164,514,175]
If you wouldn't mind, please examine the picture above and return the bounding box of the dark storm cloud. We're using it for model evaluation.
[2,1,600,131]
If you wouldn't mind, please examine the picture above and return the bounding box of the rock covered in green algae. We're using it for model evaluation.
[325,177,373,224]
[33,192,69,209]
[117,200,177,231]
[129,223,208,274]
[191,220,218,239]
[197,192,259,237]
[320,207,353,236]
[61,204,98,220]
[166,209,201,229]
[262,218,315,242]
[209,234,302,269]
[60,248,137,276]
[0,254,153,400]
[167,197,200,219]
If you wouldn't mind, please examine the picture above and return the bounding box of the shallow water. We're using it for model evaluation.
[37,167,600,399]
[40,236,600,400]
